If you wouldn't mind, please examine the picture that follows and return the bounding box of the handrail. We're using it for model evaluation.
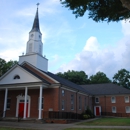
[18,111,23,122]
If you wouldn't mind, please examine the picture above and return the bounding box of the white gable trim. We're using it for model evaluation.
[0,64,42,82]
[21,62,59,83]
[0,83,48,89]
[0,65,47,86]
[0,64,18,80]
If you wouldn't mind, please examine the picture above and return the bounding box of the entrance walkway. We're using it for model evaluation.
[0,119,130,130]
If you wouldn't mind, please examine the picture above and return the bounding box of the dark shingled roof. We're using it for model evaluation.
[40,70,91,94]
[31,8,41,32]
[80,83,130,95]
[21,62,90,94]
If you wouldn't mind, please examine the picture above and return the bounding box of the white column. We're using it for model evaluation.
[23,87,28,119]
[38,85,43,119]
[3,88,8,117]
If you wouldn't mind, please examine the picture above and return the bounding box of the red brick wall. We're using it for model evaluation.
[94,95,130,116]
[43,88,59,112]
[0,88,60,118]
[4,89,25,117]
[59,88,89,114]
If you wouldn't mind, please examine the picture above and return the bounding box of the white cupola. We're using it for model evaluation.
[19,6,48,72]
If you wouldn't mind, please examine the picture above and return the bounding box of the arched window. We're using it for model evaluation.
[14,75,20,79]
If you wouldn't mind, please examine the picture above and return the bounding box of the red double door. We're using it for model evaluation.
[18,103,28,118]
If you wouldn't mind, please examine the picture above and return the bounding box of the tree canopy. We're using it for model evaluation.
[0,58,18,77]
[57,70,90,85]
[113,68,130,89]
[56,70,111,84]
[60,0,130,22]
[89,71,111,84]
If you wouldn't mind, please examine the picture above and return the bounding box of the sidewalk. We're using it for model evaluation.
[0,119,130,130]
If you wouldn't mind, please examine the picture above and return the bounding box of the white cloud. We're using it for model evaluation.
[121,20,130,36]
[56,21,130,79]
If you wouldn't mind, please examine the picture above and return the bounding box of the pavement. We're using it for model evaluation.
[0,118,130,130]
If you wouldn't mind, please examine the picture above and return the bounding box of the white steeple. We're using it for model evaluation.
[19,5,48,72]
[26,7,43,56]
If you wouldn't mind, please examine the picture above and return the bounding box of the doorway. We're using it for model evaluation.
[94,106,101,116]
[18,100,28,118]
[16,95,30,118]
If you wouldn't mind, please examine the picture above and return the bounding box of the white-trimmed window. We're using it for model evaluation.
[112,106,116,113]
[111,96,116,103]
[126,106,130,113]
[38,97,44,110]
[71,95,74,110]
[7,98,11,110]
[62,100,65,110]
[95,97,99,103]
[125,96,129,103]
[62,90,65,96]
[79,96,81,110]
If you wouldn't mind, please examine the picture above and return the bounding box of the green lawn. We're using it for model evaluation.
[0,128,33,130]
[65,128,128,130]
[79,117,130,126]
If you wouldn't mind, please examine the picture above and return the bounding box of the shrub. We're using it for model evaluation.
[85,107,95,118]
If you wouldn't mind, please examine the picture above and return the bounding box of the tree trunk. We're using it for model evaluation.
[120,0,130,10]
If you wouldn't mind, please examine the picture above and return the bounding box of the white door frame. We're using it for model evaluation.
[94,106,101,116]
[16,95,31,118]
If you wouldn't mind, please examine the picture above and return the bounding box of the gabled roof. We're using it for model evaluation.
[21,65,50,85]
[0,64,47,86]
[40,70,91,94]
[21,62,91,94]
[80,83,130,96]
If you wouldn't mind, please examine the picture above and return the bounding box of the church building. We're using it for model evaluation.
[0,7,91,120]
[0,6,130,122]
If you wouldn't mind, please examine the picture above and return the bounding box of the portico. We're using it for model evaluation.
[0,82,48,119]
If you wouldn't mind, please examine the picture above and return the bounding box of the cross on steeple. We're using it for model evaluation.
[30,3,41,32]
[36,3,40,8]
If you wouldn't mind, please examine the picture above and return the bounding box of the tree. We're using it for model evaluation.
[113,69,130,89]
[0,58,18,77]
[60,0,130,22]
[89,71,111,84]
[56,70,90,84]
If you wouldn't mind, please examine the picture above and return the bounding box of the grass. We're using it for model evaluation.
[0,128,33,130]
[79,117,130,126]
[65,128,128,130]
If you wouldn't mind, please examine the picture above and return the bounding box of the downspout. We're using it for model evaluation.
[59,85,61,111]
[88,95,89,109]
[76,90,79,119]
[105,95,106,115]
[92,95,95,115]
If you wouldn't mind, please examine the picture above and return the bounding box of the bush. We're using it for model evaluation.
[83,114,90,119]
[85,107,95,118]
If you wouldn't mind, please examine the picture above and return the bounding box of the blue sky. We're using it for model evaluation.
[0,0,130,79]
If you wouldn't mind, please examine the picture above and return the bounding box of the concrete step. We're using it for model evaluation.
[1,117,45,124]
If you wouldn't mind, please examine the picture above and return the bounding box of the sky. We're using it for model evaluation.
[0,0,130,80]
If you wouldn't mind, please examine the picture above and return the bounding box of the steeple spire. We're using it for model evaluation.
[31,4,40,32]
[19,3,48,72]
